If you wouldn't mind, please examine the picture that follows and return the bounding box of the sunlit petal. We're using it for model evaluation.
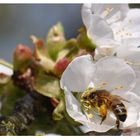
[112,9,140,41]
[91,4,129,24]
[81,4,92,29]
[87,15,114,42]
[93,57,136,93]
[60,55,95,92]
[64,87,88,123]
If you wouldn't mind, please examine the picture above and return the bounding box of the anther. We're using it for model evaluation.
[87,113,93,119]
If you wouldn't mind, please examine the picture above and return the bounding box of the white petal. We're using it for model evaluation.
[132,72,140,96]
[87,15,114,42]
[94,39,121,60]
[93,57,136,93]
[80,122,115,133]
[80,111,116,133]
[64,87,88,123]
[0,64,13,76]
[124,9,140,35]
[60,55,95,92]
[91,4,129,24]
[81,4,92,29]
[116,38,140,72]
[112,9,140,41]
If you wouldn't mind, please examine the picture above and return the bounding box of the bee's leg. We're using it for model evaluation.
[99,104,107,124]
[100,116,107,125]
[116,119,120,129]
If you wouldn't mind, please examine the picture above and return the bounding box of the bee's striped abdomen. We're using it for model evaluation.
[111,102,127,122]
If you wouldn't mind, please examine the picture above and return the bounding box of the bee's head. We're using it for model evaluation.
[81,88,96,101]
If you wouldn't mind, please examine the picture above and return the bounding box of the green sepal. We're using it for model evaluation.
[32,35,55,74]
[33,73,61,99]
[46,22,66,61]
[77,27,96,52]
[53,99,65,121]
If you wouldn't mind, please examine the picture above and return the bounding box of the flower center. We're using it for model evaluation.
[99,45,115,56]
[115,27,133,39]
[80,88,111,120]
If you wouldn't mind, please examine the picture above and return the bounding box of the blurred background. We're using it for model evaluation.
[0,4,82,62]
[0,4,140,63]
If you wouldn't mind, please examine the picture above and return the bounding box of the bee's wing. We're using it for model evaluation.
[113,95,130,103]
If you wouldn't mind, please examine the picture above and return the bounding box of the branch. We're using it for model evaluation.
[0,69,54,135]
[0,93,52,135]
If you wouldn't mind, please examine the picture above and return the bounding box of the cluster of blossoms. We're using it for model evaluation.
[60,4,140,132]
[1,4,140,135]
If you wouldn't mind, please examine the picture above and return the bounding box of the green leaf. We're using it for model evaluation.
[1,81,25,115]
[59,39,79,61]
[33,73,61,98]
[46,22,66,61]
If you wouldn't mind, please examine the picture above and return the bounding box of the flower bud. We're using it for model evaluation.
[30,35,46,61]
[13,44,32,72]
[54,57,70,76]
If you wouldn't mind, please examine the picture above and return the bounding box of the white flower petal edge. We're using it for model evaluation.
[0,64,13,76]
[111,9,140,41]
[81,4,92,29]
[91,4,129,24]
[64,87,88,123]
[82,4,129,26]
[79,121,115,133]
[132,72,140,96]
[87,15,114,42]
[94,39,121,60]
[93,56,136,93]
[60,55,95,92]
[116,38,140,72]
[64,87,116,133]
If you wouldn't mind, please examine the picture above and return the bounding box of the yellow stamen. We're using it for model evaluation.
[87,113,93,119]
[102,82,108,86]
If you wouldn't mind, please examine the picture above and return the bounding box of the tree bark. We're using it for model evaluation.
[0,69,53,135]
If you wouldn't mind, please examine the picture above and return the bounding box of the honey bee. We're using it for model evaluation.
[81,88,129,129]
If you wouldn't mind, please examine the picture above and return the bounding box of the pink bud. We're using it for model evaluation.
[54,57,70,76]
[14,44,32,61]
[13,44,32,71]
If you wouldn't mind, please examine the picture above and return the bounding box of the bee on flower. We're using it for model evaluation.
[60,55,140,132]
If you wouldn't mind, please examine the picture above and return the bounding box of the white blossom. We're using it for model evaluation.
[60,55,140,132]
[82,4,140,97]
